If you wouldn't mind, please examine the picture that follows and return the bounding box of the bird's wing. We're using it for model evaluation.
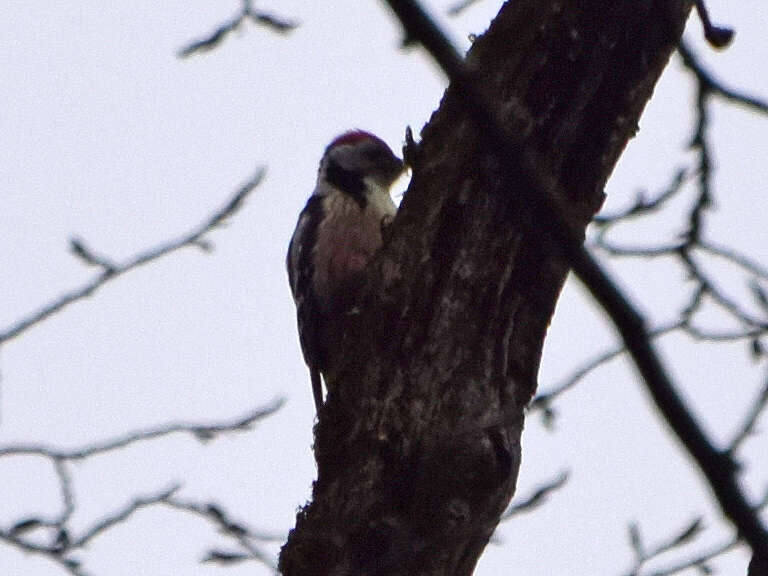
[287,195,326,409]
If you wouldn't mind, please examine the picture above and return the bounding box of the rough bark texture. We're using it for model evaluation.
[280,1,693,575]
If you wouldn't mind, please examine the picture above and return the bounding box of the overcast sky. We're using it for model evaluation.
[2,1,766,575]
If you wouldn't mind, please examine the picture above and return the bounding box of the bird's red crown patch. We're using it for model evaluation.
[327,130,384,151]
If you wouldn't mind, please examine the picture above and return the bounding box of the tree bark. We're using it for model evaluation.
[280,1,693,575]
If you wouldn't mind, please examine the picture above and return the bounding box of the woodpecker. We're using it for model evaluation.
[287,130,404,411]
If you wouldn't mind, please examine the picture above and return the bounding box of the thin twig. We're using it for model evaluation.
[0,399,283,460]
[447,0,483,16]
[624,517,704,575]
[0,531,89,576]
[501,471,569,519]
[678,42,768,113]
[625,488,768,576]
[0,400,283,572]
[54,457,75,526]
[165,496,280,570]
[69,238,117,272]
[594,241,683,258]
[679,249,768,329]
[593,168,691,226]
[0,169,264,345]
[632,537,735,576]
[72,485,182,548]
[693,0,734,48]
[531,322,682,420]
[728,373,768,455]
[178,1,296,57]
[698,241,768,281]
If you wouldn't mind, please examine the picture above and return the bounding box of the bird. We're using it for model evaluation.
[287,130,404,412]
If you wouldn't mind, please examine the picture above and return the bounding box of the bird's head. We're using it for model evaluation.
[319,130,404,196]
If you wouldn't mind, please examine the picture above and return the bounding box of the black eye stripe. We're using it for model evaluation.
[325,159,367,209]
[365,147,389,160]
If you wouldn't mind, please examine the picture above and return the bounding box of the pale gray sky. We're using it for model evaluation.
[2,1,766,575]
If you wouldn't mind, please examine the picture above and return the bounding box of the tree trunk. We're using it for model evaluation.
[280,1,693,575]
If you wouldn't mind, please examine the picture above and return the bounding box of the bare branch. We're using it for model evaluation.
[0,401,283,573]
[534,312,764,429]
[593,168,691,226]
[591,154,768,346]
[678,41,768,113]
[447,0,483,16]
[693,0,734,48]
[178,1,297,57]
[699,241,768,281]
[644,538,735,576]
[619,489,768,575]
[69,237,117,272]
[1,484,283,573]
[591,238,768,341]
[381,0,768,563]
[624,517,705,575]
[72,485,182,548]
[684,324,764,343]
[164,496,280,570]
[531,322,683,422]
[728,372,768,455]
[54,458,75,526]
[593,241,682,259]
[623,528,744,576]
[501,471,569,520]
[0,399,283,460]
[0,168,264,346]
[679,249,768,330]
[0,530,89,576]
[203,550,250,564]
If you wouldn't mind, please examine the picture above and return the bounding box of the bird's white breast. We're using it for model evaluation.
[313,188,396,307]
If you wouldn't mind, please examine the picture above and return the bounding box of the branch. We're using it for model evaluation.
[0,168,264,346]
[677,41,768,113]
[281,2,746,575]
[531,321,682,424]
[500,471,569,520]
[645,538,736,576]
[0,399,283,460]
[679,249,768,329]
[699,241,768,281]
[692,0,734,48]
[591,116,768,347]
[624,516,705,575]
[623,488,768,576]
[381,0,768,564]
[728,372,768,455]
[71,484,182,548]
[677,41,766,252]
[0,401,282,572]
[534,315,765,427]
[447,0,483,16]
[165,495,281,570]
[594,234,768,345]
[593,167,691,226]
[178,1,297,57]
[0,531,89,576]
